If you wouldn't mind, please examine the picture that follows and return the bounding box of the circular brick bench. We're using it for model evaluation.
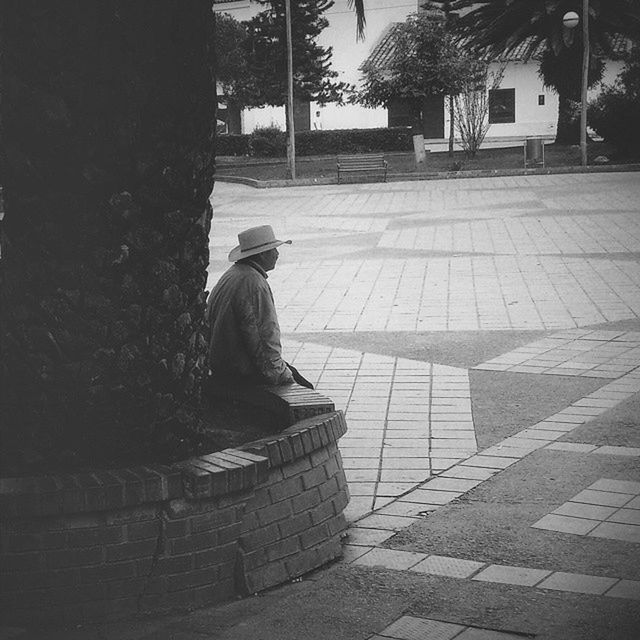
[0,385,349,626]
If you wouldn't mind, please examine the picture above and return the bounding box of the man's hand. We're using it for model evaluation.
[286,362,314,390]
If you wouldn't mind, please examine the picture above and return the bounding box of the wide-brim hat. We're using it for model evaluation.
[228,225,292,262]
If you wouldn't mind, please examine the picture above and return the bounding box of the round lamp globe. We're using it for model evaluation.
[563,11,580,29]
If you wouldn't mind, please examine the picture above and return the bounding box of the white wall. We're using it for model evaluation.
[216,1,627,141]
[314,1,421,130]
[216,0,418,132]
[487,61,558,139]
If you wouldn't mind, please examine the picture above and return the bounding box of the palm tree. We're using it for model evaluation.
[0,0,368,475]
[433,0,640,143]
[349,0,367,40]
[1,1,217,472]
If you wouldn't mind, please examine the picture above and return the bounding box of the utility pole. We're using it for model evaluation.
[284,0,296,180]
[580,0,589,166]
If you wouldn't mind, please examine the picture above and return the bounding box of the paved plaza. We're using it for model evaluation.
[205,171,640,639]
[208,172,640,522]
[14,171,640,639]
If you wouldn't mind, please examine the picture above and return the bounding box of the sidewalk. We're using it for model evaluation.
[14,172,640,639]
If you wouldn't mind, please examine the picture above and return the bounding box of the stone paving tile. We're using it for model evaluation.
[356,514,420,531]
[538,572,618,595]
[375,501,437,517]
[590,478,640,494]
[344,497,375,522]
[605,579,640,600]
[379,458,432,471]
[607,508,640,525]
[588,521,640,542]
[594,445,640,456]
[516,428,566,441]
[353,548,426,570]
[531,420,579,432]
[410,555,485,578]
[440,466,499,481]
[341,544,373,563]
[571,489,635,507]
[420,477,483,492]
[373,496,395,510]
[552,502,618,521]
[346,528,396,546]
[377,482,423,497]
[431,458,466,471]
[545,442,598,453]
[472,565,551,587]
[345,469,380,483]
[399,489,462,505]
[460,456,517,469]
[474,446,529,459]
[531,513,601,535]
[379,470,431,483]
[348,482,377,496]
[456,629,530,640]
[376,615,465,640]
[343,458,381,469]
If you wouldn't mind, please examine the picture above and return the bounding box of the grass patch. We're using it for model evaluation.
[216,142,639,182]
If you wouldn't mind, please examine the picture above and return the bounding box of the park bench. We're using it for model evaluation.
[337,153,388,184]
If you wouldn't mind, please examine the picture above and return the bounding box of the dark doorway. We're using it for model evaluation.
[387,96,444,138]
[421,95,444,138]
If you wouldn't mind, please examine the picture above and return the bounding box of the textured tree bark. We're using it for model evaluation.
[555,91,582,145]
[0,1,217,471]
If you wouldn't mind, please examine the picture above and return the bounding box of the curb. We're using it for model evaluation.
[216,163,640,189]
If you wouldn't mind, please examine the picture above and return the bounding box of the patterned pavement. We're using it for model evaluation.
[210,172,640,635]
[210,172,640,523]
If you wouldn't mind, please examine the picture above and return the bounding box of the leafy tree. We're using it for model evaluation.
[589,44,640,153]
[240,0,351,110]
[357,13,478,137]
[433,0,640,143]
[214,12,254,109]
[1,0,217,473]
[454,64,506,157]
[0,0,367,476]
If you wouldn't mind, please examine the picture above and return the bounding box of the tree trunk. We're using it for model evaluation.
[0,1,217,472]
[448,96,455,157]
[555,91,581,145]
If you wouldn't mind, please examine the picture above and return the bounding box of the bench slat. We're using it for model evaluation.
[336,153,387,184]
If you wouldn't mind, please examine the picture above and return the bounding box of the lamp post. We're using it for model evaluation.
[563,1,589,166]
[284,0,296,180]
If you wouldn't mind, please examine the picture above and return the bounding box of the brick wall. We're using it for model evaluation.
[0,388,349,626]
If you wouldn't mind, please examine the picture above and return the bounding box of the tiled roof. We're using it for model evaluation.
[361,25,636,72]
[359,23,405,72]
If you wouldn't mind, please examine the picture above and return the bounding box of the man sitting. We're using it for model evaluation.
[206,225,311,388]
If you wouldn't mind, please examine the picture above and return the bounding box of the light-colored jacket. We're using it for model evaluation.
[206,261,293,385]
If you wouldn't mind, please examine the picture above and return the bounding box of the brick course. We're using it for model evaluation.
[1,384,348,626]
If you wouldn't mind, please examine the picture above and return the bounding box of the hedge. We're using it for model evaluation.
[216,133,252,157]
[589,89,640,156]
[216,127,413,158]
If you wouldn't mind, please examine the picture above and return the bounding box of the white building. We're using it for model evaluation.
[213,0,627,148]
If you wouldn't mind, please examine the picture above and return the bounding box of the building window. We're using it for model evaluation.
[538,94,545,106]
[489,88,516,123]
